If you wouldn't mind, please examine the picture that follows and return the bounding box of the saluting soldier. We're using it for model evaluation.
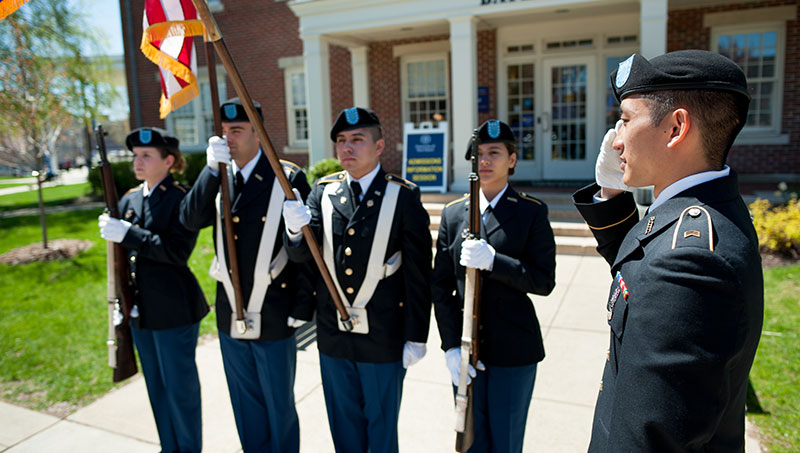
[179,98,313,452]
[573,50,763,451]
[433,120,556,452]
[98,127,208,453]
[282,107,432,453]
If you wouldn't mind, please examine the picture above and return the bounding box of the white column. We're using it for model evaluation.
[303,35,333,163]
[350,46,370,108]
[449,16,478,192]
[640,0,668,58]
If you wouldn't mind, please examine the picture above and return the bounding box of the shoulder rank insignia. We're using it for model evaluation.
[172,181,188,193]
[445,195,469,208]
[125,184,143,195]
[671,205,714,251]
[386,173,415,189]
[518,192,542,205]
[317,171,346,185]
[280,159,301,174]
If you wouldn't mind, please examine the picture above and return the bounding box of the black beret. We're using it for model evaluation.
[125,127,179,151]
[610,50,750,103]
[464,120,516,160]
[330,107,381,141]
[220,97,263,123]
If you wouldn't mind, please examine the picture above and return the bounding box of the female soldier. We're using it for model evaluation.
[433,120,556,452]
[98,127,208,453]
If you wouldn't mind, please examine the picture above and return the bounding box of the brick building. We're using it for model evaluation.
[119,0,799,191]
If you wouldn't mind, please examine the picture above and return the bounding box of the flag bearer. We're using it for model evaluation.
[282,107,432,453]
[179,98,313,452]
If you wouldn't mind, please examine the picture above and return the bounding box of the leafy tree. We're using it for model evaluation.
[0,0,117,248]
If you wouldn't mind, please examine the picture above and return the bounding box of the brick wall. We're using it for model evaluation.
[669,0,799,175]
[365,32,500,174]
[478,29,498,124]
[367,35,449,174]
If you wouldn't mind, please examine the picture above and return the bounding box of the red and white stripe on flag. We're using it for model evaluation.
[0,0,30,21]
[140,0,205,119]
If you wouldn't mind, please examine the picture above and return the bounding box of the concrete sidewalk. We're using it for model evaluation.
[0,254,763,452]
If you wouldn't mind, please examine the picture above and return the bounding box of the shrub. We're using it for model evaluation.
[307,158,343,185]
[87,162,139,197]
[89,153,206,197]
[175,152,206,187]
[750,195,800,258]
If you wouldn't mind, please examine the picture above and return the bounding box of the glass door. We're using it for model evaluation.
[542,57,596,180]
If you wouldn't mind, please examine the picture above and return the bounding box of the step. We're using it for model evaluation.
[425,204,583,222]
[428,227,597,256]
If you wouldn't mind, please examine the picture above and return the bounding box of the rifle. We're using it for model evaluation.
[455,129,482,452]
[96,124,138,383]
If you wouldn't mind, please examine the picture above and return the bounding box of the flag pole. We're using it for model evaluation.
[191,0,353,331]
[203,36,247,334]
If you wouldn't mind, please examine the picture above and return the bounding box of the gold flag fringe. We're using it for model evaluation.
[0,0,31,21]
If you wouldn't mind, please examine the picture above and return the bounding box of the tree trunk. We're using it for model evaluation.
[36,174,48,248]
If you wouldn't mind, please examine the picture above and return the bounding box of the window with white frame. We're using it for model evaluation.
[713,24,784,133]
[283,66,308,147]
[166,73,226,150]
[403,56,449,126]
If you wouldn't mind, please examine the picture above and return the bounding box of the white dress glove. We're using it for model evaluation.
[206,136,231,170]
[282,188,311,234]
[403,341,427,369]
[445,347,485,387]
[460,238,495,271]
[286,316,307,328]
[98,214,131,243]
[595,120,629,191]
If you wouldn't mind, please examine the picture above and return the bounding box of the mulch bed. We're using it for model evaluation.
[0,239,94,265]
[761,251,799,270]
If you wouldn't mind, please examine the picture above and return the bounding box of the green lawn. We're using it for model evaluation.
[748,264,800,452]
[0,183,93,212]
[0,209,217,413]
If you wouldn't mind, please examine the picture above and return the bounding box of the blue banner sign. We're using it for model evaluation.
[403,121,449,193]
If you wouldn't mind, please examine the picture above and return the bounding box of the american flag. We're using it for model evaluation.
[140,0,205,119]
[0,0,30,20]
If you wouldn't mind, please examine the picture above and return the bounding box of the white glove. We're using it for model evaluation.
[445,347,485,387]
[595,120,629,191]
[287,316,307,328]
[283,188,311,234]
[206,136,231,170]
[98,214,131,243]
[460,238,495,271]
[402,341,427,369]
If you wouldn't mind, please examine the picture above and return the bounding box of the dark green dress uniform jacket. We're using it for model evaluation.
[284,168,432,363]
[573,171,763,452]
[179,154,314,341]
[432,187,556,366]
[119,174,208,330]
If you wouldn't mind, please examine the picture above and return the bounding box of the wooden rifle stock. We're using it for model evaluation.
[191,0,353,331]
[96,125,138,383]
[455,130,482,452]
